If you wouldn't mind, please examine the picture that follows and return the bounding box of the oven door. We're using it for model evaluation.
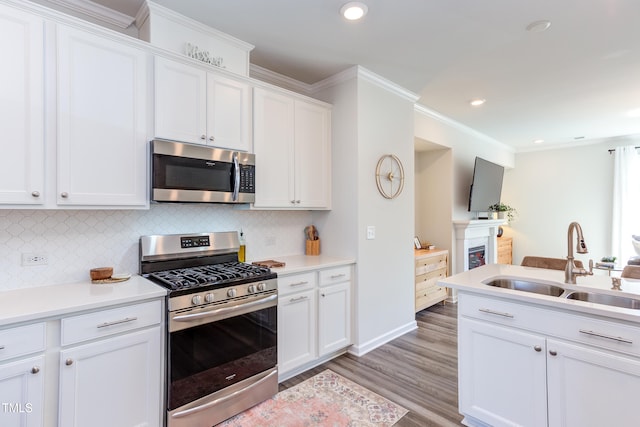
[167,292,277,414]
[151,139,255,203]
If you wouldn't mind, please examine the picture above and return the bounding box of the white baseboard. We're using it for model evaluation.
[348,320,417,357]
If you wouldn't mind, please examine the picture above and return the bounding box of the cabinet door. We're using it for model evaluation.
[253,87,295,208]
[207,73,251,151]
[56,25,148,207]
[294,100,331,209]
[154,56,207,144]
[318,281,351,356]
[458,317,548,427]
[0,5,44,205]
[0,355,44,427]
[547,339,640,427]
[278,289,316,375]
[58,327,162,427]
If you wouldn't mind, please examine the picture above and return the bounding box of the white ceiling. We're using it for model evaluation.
[94,0,640,151]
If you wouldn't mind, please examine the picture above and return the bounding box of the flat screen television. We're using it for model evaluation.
[468,157,504,214]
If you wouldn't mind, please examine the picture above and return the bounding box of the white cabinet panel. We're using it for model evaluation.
[459,317,548,427]
[56,25,148,207]
[59,327,162,427]
[318,282,351,356]
[0,355,44,427]
[547,339,640,427]
[154,56,252,151]
[0,4,44,205]
[278,289,316,374]
[253,87,331,209]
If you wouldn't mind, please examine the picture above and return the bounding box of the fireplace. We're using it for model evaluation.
[453,219,505,274]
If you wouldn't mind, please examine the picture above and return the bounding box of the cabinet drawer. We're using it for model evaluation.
[416,268,446,289]
[0,323,45,362]
[416,287,447,308]
[319,266,351,286]
[278,272,316,296]
[415,254,447,275]
[61,300,162,346]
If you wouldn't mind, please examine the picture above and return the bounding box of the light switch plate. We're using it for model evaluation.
[366,226,375,240]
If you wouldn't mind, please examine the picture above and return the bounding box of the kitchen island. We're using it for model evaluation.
[439,264,640,427]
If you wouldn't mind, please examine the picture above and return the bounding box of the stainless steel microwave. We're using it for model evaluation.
[151,139,255,204]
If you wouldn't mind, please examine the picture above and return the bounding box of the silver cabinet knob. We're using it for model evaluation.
[31,191,40,198]
[65,358,73,366]
[534,345,542,352]
[549,350,558,356]
[200,135,206,140]
[209,136,215,141]
[60,192,69,198]
[31,366,40,374]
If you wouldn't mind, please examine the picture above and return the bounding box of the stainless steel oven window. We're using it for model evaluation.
[167,294,277,411]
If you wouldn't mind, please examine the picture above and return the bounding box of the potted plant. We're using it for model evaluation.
[488,203,517,223]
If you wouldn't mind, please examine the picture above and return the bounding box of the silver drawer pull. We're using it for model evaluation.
[97,317,138,329]
[330,274,346,279]
[579,329,633,344]
[289,296,308,303]
[478,308,514,318]
[290,281,309,286]
[31,366,40,374]
[0,345,4,350]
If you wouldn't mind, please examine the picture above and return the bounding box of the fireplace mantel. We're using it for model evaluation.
[453,219,506,274]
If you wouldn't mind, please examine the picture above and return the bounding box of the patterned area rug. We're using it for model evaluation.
[218,369,408,426]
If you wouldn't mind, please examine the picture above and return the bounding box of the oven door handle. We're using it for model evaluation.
[172,294,277,323]
[171,368,278,419]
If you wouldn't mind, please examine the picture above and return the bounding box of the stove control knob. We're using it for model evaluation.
[247,284,256,294]
[227,288,237,298]
[205,293,215,303]
[191,295,202,305]
[257,282,266,291]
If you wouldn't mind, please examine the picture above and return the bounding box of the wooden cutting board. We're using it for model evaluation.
[252,260,286,268]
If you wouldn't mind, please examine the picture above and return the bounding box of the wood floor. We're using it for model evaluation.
[280,302,464,426]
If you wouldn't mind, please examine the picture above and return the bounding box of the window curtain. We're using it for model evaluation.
[611,145,640,263]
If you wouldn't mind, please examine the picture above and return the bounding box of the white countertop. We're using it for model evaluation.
[0,275,166,327]
[439,264,640,324]
[255,254,355,276]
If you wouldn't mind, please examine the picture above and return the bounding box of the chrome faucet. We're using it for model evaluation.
[565,221,593,284]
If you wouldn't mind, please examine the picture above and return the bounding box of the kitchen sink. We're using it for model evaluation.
[485,279,566,297]
[565,292,640,310]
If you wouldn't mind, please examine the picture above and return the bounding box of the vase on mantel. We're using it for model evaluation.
[497,212,507,220]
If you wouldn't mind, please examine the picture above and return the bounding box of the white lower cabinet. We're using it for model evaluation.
[278,265,352,380]
[0,356,45,427]
[458,292,640,427]
[0,322,46,427]
[58,327,162,427]
[278,288,316,374]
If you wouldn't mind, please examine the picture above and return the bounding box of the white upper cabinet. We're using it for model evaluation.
[253,87,331,210]
[56,25,149,207]
[0,4,45,205]
[154,56,252,151]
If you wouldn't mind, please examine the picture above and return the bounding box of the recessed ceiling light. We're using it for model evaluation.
[470,99,486,107]
[627,108,640,118]
[526,20,551,32]
[341,2,368,20]
[533,139,544,144]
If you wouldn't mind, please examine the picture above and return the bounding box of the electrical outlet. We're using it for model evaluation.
[22,253,48,266]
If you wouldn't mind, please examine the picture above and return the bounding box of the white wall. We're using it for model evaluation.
[415,147,453,263]
[314,68,416,354]
[414,107,515,272]
[502,136,639,266]
[0,205,311,291]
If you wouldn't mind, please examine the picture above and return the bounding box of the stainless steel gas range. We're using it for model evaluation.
[139,231,278,427]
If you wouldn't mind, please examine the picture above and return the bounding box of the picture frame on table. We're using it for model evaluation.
[414,236,422,250]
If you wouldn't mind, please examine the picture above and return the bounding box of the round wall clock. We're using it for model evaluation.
[375,154,405,199]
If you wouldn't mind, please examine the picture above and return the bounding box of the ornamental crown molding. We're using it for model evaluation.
[44,0,135,28]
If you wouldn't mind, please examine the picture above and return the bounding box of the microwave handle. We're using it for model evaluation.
[232,152,240,202]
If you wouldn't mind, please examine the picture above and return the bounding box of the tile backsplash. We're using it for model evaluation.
[0,205,311,290]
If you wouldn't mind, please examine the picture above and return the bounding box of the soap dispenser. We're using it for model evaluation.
[238,229,246,262]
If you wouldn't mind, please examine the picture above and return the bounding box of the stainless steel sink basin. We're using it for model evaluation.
[565,292,640,310]
[485,279,566,297]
